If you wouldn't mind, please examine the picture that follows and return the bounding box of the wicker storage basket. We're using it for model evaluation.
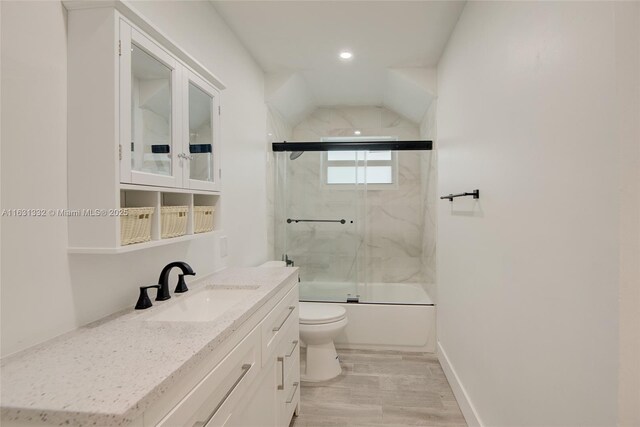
[161,206,188,239]
[194,206,215,233]
[120,207,154,246]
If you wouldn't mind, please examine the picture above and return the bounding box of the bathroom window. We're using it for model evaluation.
[322,137,398,188]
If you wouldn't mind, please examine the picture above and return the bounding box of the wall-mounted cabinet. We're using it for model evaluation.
[119,24,221,191]
[65,1,225,253]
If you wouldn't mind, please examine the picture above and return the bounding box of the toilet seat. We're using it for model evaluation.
[299,302,346,325]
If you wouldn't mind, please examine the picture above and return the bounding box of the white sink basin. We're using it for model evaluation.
[144,288,257,322]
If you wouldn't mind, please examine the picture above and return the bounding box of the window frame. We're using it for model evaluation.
[320,136,399,191]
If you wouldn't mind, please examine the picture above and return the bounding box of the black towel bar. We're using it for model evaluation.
[440,189,480,202]
[287,218,348,224]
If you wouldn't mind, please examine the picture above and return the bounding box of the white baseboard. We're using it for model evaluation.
[335,343,434,353]
[437,341,484,427]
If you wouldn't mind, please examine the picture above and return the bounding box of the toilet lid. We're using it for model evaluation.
[299,303,346,325]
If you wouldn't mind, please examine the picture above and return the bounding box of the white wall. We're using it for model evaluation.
[0,1,267,357]
[1,1,73,357]
[437,2,633,426]
[616,3,640,426]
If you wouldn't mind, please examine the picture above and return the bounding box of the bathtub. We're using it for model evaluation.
[259,262,436,353]
[299,281,436,353]
[299,281,433,305]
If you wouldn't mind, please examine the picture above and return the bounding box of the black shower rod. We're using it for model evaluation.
[272,140,432,152]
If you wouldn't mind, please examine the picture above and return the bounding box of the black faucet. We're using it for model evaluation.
[157,261,196,301]
[135,285,160,310]
[283,254,294,267]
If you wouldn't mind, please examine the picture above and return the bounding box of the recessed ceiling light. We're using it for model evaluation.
[339,51,353,60]
[354,130,361,135]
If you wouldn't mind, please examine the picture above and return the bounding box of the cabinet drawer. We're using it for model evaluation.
[261,285,299,366]
[156,327,260,427]
[278,358,300,427]
[275,321,300,392]
[282,324,300,382]
[284,340,300,383]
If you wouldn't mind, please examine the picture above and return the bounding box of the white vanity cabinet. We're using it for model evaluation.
[239,284,301,427]
[0,272,301,427]
[65,1,224,252]
[142,277,300,427]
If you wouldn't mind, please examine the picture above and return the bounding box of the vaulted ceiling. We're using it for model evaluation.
[212,1,465,125]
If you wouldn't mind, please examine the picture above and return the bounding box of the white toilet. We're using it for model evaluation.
[258,261,348,382]
[299,302,347,382]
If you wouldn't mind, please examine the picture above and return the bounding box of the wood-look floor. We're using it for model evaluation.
[290,348,466,427]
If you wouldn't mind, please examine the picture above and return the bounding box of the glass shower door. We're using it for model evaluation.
[273,137,434,306]
[274,150,361,303]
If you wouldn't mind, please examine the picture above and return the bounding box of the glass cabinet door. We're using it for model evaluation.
[120,24,180,187]
[183,71,220,192]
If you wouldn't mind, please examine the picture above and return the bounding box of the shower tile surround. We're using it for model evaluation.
[274,106,436,293]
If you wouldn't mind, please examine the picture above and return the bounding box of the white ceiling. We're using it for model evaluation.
[212,1,465,124]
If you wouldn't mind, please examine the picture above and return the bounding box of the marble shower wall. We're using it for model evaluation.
[277,149,365,285]
[274,106,437,292]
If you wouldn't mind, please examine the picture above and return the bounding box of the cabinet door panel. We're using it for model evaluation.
[183,70,221,192]
[120,22,181,187]
[155,328,260,427]
[262,284,299,366]
[276,322,301,426]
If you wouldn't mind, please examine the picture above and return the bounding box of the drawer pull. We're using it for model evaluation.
[197,363,252,427]
[277,356,285,390]
[286,382,299,404]
[272,306,296,332]
[286,340,299,358]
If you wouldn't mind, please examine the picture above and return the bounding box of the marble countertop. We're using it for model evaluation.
[0,267,298,426]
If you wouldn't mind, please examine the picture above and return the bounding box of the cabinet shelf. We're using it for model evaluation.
[119,183,220,196]
[66,3,223,254]
[68,230,221,254]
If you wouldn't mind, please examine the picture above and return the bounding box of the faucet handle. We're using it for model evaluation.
[175,274,189,294]
[135,285,160,310]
